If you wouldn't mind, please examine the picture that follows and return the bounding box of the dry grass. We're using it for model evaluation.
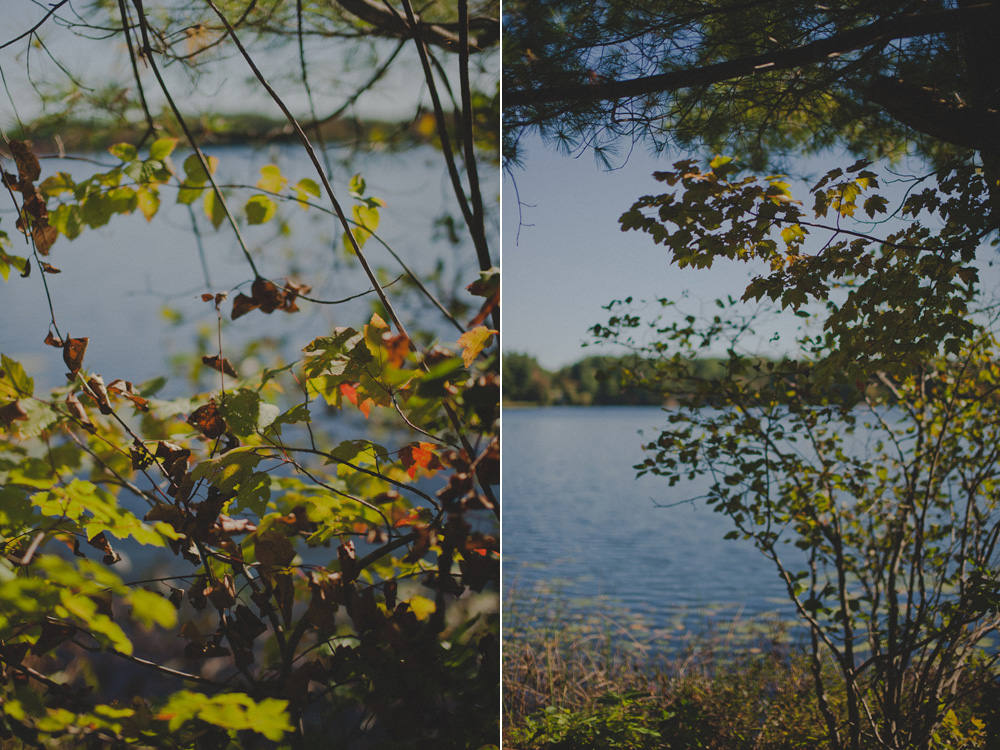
[502,587,1000,749]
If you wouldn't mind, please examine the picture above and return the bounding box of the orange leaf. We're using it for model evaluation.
[358,398,373,419]
[340,382,358,406]
[399,442,444,479]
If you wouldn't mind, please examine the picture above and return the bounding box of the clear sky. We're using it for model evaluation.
[501,134,1000,372]
[501,133,817,371]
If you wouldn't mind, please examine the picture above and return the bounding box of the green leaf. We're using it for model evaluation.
[191,446,263,493]
[245,194,276,225]
[0,354,34,400]
[109,143,138,162]
[148,137,179,161]
[348,173,366,197]
[39,171,76,197]
[327,439,390,466]
[0,249,28,282]
[263,403,310,436]
[107,186,138,215]
[220,388,265,437]
[235,471,271,516]
[81,192,113,229]
[176,185,204,205]
[130,588,178,629]
[294,178,320,208]
[203,188,226,229]
[157,691,293,741]
[50,204,83,239]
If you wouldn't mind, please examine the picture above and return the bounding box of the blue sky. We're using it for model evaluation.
[501,133,824,370]
[502,134,1000,371]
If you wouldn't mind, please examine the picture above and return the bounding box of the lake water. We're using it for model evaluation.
[502,406,797,632]
[2,143,497,395]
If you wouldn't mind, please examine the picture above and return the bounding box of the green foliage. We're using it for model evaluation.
[512,694,669,750]
[0,0,500,746]
[613,157,990,380]
[596,295,1000,748]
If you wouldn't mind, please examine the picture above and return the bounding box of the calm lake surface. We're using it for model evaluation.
[502,406,796,631]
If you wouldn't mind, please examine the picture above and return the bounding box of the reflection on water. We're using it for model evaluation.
[502,406,796,632]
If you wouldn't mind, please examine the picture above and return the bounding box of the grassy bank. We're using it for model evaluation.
[503,589,999,749]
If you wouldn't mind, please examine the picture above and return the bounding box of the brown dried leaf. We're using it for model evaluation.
[87,531,122,565]
[32,224,57,256]
[0,400,28,427]
[62,336,88,378]
[255,529,295,569]
[216,514,257,535]
[206,573,236,610]
[187,399,226,439]
[201,355,238,378]
[231,292,257,320]
[65,392,94,432]
[232,604,267,643]
[87,375,112,415]
[338,541,358,583]
[156,441,191,484]
[44,331,64,348]
[130,441,154,470]
[9,140,40,182]
[252,276,284,313]
[107,379,149,412]
[30,621,77,656]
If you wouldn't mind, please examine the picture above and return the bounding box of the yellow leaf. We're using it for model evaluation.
[257,164,287,194]
[457,326,497,367]
[137,187,160,222]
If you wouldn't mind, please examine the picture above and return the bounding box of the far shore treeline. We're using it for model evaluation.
[502,352,725,406]
[502,352,888,407]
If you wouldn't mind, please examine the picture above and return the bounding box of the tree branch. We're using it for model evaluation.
[333,0,498,52]
[505,4,998,109]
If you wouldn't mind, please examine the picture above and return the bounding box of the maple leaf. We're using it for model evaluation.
[382,332,410,368]
[399,442,444,479]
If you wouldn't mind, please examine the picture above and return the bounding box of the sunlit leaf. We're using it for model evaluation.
[256,164,287,193]
[148,137,179,161]
[457,326,497,367]
[245,194,276,225]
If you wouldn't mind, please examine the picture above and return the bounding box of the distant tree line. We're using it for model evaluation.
[502,352,731,406]
[503,351,883,407]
